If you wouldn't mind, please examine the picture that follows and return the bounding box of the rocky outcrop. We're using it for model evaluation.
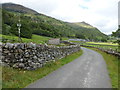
[1,43,81,70]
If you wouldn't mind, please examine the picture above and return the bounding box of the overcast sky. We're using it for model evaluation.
[1,0,119,35]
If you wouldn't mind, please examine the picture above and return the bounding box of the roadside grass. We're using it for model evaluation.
[86,47,119,88]
[2,50,83,88]
[0,34,51,44]
[0,66,2,90]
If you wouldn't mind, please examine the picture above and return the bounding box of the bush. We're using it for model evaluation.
[101,38,107,42]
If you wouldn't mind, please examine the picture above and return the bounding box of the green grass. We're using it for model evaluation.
[82,42,119,52]
[70,41,81,43]
[2,50,83,88]
[0,34,51,44]
[0,67,2,90]
[70,41,85,44]
[86,47,119,88]
[87,42,118,45]
[31,34,51,44]
[61,37,69,41]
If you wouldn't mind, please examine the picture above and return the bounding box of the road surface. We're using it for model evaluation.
[26,47,112,88]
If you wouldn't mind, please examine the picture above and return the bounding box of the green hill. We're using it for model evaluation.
[2,3,39,15]
[2,3,108,41]
[112,25,120,38]
[67,22,107,40]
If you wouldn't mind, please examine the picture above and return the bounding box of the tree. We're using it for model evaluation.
[75,33,85,39]
[11,21,32,39]
[2,24,11,35]
[112,29,120,38]
[101,38,107,42]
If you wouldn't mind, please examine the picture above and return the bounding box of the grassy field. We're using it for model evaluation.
[68,41,119,52]
[70,41,84,43]
[86,47,119,88]
[81,42,119,52]
[87,42,118,45]
[84,44,118,52]
[2,50,83,88]
[61,37,69,41]
[0,34,51,44]
[70,41,118,45]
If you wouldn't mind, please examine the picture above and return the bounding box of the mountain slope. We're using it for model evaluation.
[73,22,94,28]
[67,22,107,40]
[2,3,39,15]
[2,3,108,41]
[112,26,120,38]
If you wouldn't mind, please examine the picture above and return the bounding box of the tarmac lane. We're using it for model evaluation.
[26,47,112,88]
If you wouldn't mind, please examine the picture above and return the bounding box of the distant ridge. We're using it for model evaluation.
[80,21,92,26]
[2,3,39,15]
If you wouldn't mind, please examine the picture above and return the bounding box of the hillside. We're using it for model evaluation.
[112,25,120,38]
[67,22,107,40]
[2,3,39,15]
[2,3,108,41]
[73,22,94,28]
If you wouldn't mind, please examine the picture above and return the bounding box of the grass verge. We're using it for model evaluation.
[2,50,83,88]
[85,47,119,88]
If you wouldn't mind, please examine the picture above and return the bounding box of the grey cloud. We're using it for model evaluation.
[1,0,119,34]
[22,0,58,14]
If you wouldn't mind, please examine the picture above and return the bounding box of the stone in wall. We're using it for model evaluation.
[1,43,81,70]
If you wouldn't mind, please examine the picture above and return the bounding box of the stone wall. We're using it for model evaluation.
[1,43,81,70]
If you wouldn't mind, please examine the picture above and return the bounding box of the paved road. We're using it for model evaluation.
[26,47,112,88]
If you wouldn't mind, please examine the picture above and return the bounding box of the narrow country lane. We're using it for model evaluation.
[26,47,112,88]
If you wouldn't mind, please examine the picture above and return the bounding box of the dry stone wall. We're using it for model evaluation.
[1,43,81,70]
